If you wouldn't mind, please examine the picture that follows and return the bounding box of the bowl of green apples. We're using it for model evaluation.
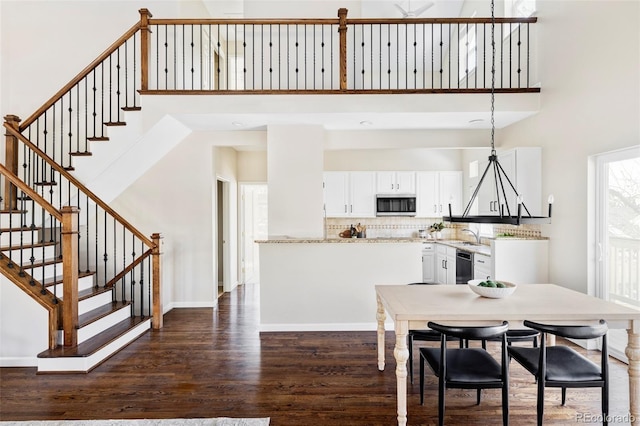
[468,279,517,299]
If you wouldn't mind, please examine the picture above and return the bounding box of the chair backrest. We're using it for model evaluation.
[523,319,608,340]
[427,321,509,341]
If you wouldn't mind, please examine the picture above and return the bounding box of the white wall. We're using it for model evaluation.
[498,0,640,293]
[0,277,49,366]
[267,124,325,238]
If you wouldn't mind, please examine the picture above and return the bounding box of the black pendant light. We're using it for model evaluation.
[443,0,552,226]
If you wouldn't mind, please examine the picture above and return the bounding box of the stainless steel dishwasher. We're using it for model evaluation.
[455,250,473,284]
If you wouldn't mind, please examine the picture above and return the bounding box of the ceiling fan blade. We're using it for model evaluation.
[394,3,409,17]
[412,2,435,17]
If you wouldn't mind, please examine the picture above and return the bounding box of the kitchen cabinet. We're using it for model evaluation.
[376,171,416,194]
[421,243,435,283]
[474,253,492,280]
[416,171,463,217]
[323,171,376,218]
[435,244,456,284]
[476,148,542,216]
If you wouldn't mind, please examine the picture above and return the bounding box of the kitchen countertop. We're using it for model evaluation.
[256,237,546,256]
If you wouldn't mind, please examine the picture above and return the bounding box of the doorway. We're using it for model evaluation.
[217,179,228,297]
[594,146,640,362]
[240,184,268,284]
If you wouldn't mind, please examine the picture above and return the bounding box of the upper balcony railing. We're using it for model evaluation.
[142,8,538,94]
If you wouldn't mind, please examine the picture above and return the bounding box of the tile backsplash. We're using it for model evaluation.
[326,217,542,240]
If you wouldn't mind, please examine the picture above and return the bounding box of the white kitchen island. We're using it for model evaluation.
[258,238,423,331]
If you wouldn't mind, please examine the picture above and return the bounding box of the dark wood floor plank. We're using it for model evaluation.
[0,283,631,425]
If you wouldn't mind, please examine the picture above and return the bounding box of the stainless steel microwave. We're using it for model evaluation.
[375,194,417,216]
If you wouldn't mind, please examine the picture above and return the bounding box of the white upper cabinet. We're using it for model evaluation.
[323,172,376,218]
[476,148,542,216]
[416,171,463,217]
[376,171,416,194]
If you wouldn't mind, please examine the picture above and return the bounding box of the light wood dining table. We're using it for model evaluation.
[375,283,640,426]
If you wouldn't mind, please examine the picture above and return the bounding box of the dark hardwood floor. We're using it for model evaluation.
[0,283,631,425]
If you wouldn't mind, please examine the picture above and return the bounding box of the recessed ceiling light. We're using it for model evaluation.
[359,120,373,126]
[232,121,245,127]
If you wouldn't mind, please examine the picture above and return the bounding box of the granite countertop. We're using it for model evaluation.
[255,237,425,244]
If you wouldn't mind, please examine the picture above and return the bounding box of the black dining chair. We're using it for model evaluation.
[407,283,463,384]
[507,320,609,426]
[420,321,510,426]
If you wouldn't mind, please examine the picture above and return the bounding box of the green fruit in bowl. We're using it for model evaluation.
[496,282,506,288]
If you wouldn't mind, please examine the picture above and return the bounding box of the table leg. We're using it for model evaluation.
[626,321,640,425]
[376,294,386,371]
[394,320,409,426]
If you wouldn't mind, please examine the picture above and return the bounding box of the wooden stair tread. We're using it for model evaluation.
[104,121,126,126]
[0,240,56,251]
[38,316,148,359]
[87,136,109,141]
[0,225,40,233]
[69,152,92,157]
[0,209,28,214]
[121,106,141,111]
[14,256,61,269]
[78,285,110,301]
[78,301,130,328]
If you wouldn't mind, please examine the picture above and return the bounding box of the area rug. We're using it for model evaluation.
[0,419,269,426]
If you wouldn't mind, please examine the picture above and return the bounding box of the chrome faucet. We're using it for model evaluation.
[462,228,481,244]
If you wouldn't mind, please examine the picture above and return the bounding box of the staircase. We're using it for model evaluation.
[0,165,154,373]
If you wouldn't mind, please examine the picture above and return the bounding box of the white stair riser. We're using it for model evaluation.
[0,213,26,228]
[78,291,113,315]
[0,231,38,246]
[24,262,62,282]
[48,275,97,299]
[38,319,151,373]
[77,305,131,344]
[4,244,56,263]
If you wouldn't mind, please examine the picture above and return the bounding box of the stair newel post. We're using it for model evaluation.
[338,8,348,91]
[139,8,153,91]
[61,206,80,347]
[151,232,163,329]
[3,115,21,211]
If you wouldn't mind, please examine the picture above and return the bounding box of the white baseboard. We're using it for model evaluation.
[0,356,38,367]
[259,322,396,332]
[164,301,216,311]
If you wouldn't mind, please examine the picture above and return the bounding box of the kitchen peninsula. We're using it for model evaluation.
[258,238,423,331]
[258,236,548,332]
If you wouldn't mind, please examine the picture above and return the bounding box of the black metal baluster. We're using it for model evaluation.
[252,24,255,90]
[296,25,299,90]
[130,233,136,315]
[121,225,126,303]
[474,23,478,89]
[509,22,512,88]
[304,24,308,89]
[330,24,333,89]
[458,23,462,89]
[243,24,247,90]
[313,24,316,90]
[173,25,178,90]
[108,55,113,124]
[208,24,212,90]
[387,24,391,89]
[500,23,504,89]
[353,24,357,88]
[191,24,195,90]
[235,24,238,90]
[370,24,374,89]
[439,24,443,88]
[526,23,530,88]
[361,24,365,89]
[396,24,400,89]
[269,24,273,90]
[139,242,144,317]
[67,91,73,171]
[517,23,522,88]
[182,24,186,90]
[447,23,451,89]
[217,25,221,90]
[103,209,108,288]
[100,62,105,137]
[226,25,229,90]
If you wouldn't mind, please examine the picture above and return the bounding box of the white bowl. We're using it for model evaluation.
[468,279,517,299]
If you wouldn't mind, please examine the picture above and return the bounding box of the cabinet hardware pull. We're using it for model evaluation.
[344,205,347,213]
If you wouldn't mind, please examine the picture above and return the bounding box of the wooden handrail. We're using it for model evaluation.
[149,18,339,25]
[2,123,154,248]
[147,17,536,25]
[19,22,142,130]
[0,163,62,221]
[105,248,153,289]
